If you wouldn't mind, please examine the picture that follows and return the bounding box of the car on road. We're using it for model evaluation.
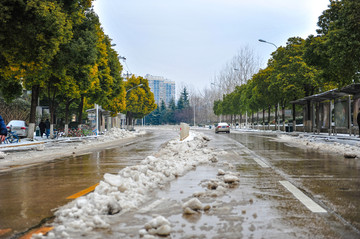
[215,122,230,133]
[6,120,28,138]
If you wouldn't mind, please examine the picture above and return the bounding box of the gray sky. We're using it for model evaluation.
[93,0,330,91]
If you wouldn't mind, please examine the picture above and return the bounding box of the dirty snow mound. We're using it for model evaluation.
[44,131,220,238]
[278,134,360,158]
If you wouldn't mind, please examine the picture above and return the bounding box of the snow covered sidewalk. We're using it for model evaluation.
[277,132,360,158]
[0,128,145,172]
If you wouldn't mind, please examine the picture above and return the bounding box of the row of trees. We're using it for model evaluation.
[146,88,193,125]
[213,0,360,124]
[0,0,156,136]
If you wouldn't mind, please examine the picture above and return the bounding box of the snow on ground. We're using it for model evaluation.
[40,131,225,238]
[277,133,360,158]
[0,128,144,170]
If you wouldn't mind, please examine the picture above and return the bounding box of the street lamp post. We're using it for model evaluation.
[258,39,280,131]
[258,39,277,48]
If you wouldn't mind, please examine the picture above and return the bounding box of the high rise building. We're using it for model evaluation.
[145,74,175,106]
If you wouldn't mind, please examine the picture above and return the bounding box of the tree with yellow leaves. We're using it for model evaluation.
[124,75,156,128]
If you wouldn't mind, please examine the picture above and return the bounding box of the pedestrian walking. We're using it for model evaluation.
[45,119,50,139]
[39,120,46,138]
[0,115,7,143]
[357,108,360,137]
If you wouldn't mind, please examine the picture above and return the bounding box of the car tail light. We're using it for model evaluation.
[217,126,221,128]
[21,127,26,130]
[226,126,229,127]
[6,126,10,129]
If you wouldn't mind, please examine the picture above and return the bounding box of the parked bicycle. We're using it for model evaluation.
[4,130,19,144]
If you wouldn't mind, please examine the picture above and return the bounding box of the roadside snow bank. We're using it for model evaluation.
[44,131,220,238]
[278,134,360,158]
[99,127,144,141]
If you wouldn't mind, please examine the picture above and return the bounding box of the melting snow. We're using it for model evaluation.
[43,131,222,238]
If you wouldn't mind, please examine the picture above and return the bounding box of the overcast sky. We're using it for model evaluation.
[93,0,330,93]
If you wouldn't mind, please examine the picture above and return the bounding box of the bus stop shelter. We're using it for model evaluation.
[290,83,360,135]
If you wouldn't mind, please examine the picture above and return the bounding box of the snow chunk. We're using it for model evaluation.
[182,198,203,211]
[217,169,225,176]
[224,175,240,184]
[0,151,6,159]
[141,216,171,237]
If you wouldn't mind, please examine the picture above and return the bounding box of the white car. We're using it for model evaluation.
[7,120,28,138]
[215,122,230,133]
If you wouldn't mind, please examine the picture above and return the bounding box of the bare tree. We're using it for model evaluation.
[214,46,260,94]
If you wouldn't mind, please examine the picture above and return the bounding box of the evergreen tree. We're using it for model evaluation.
[159,99,167,124]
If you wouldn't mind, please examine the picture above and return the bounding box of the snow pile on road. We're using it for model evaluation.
[44,131,221,238]
[278,134,360,158]
[192,169,240,198]
[139,216,172,237]
[102,127,144,140]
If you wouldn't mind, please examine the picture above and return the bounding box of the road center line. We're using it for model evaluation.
[233,143,270,168]
[66,183,99,199]
[279,181,327,213]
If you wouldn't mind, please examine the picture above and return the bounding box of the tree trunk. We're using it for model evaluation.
[275,104,278,130]
[28,85,40,139]
[282,105,286,131]
[48,82,56,139]
[78,95,84,125]
[268,105,271,130]
[262,108,265,124]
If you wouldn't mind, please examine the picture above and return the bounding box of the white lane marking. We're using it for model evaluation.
[233,144,270,168]
[279,181,327,213]
[252,156,270,168]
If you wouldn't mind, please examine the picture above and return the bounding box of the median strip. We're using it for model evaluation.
[66,183,99,199]
[279,181,327,213]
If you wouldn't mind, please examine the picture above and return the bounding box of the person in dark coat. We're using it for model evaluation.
[45,119,50,139]
[357,108,360,137]
[39,120,46,138]
[0,115,7,143]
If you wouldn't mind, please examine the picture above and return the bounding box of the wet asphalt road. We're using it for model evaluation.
[0,130,178,238]
[94,129,359,239]
[1,129,360,238]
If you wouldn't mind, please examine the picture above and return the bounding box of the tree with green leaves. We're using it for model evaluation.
[269,37,321,124]
[0,0,74,137]
[166,98,176,124]
[305,0,360,87]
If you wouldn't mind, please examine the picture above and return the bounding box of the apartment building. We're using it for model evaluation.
[145,74,175,106]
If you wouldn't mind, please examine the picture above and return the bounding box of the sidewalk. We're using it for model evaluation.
[0,128,143,173]
[232,127,360,158]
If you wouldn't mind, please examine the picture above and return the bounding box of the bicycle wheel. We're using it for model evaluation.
[12,134,19,143]
[4,135,13,144]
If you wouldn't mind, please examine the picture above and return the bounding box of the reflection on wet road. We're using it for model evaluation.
[1,129,359,238]
[99,130,360,238]
[0,130,177,238]
[227,132,360,234]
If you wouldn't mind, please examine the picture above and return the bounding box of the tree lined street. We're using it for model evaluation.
[1,0,360,238]
[0,129,359,238]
